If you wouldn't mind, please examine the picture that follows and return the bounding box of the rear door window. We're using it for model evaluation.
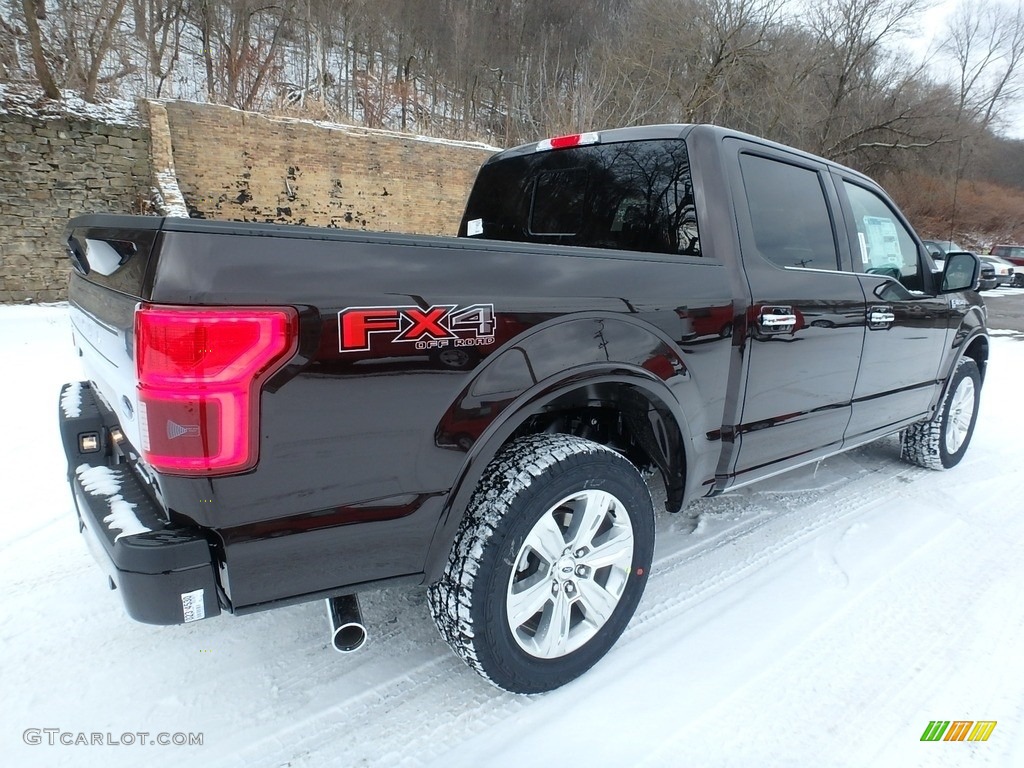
[737,153,840,271]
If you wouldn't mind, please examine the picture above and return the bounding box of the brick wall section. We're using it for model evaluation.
[0,110,151,303]
[163,102,496,234]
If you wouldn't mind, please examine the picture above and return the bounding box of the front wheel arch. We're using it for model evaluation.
[902,356,982,469]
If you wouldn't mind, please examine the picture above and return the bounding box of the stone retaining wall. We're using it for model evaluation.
[0,101,151,303]
[0,95,497,303]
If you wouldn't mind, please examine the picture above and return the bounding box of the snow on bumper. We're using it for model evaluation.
[59,382,221,625]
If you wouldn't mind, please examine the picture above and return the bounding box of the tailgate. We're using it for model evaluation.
[65,215,164,453]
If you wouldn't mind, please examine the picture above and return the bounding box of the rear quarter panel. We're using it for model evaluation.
[147,227,734,606]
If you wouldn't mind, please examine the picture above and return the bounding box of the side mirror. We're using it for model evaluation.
[940,251,980,293]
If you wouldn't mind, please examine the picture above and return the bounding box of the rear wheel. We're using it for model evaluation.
[902,357,981,469]
[428,433,655,693]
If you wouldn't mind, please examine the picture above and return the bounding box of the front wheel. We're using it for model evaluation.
[902,357,981,469]
[428,434,655,693]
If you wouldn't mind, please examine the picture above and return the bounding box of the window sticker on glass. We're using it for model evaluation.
[863,216,902,267]
[857,232,868,265]
[467,218,484,237]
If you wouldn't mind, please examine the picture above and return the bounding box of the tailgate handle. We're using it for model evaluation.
[66,236,137,277]
[66,237,90,275]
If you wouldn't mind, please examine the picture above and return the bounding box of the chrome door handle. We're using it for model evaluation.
[759,306,797,332]
[868,305,895,328]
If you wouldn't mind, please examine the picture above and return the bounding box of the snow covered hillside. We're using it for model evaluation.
[2,304,1022,767]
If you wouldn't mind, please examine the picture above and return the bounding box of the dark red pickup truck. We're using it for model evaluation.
[59,124,987,693]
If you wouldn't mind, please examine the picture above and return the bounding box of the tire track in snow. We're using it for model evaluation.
[211,446,940,767]
[638,466,1024,768]
[629,451,928,637]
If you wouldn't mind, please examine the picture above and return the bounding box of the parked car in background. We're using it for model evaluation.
[925,241,996,290]
[991,244,1024,269]
[978,261,998,290]
[979,254,1022,287]
[922,239,948,260]
[923,239,966,258]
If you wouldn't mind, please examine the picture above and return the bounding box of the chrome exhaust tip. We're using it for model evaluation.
[326,594,367,653]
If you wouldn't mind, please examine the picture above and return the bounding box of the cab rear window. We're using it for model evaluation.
[461,140,702,257]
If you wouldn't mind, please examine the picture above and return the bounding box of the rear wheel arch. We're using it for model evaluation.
[423,368,690,584]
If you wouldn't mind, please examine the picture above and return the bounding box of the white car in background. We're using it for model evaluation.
[979,254,1022,287]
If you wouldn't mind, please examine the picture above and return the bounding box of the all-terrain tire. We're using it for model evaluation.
[427,433,655,694]
[901,357,981,470]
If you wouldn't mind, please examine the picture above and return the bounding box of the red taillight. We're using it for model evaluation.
[536,132,600,152]
[135,305,298,475]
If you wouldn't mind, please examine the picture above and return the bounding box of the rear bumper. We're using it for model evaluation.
[59,382,222,625]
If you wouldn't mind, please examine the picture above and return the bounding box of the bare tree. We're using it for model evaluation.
[944,0,1024,130]
[131,0,188,98]
[188,0,292,110]
[51,0,134,102]
[3,0,1015,200]
[586,0,785,133]
[20,0,61,98]
[807,0,931,158]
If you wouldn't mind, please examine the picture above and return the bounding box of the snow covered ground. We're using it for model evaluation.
[2,304,1022,768]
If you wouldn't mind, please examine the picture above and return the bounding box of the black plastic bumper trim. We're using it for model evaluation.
[61,381,222,625]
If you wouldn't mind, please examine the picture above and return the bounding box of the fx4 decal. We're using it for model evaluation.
[338,304,497,352]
